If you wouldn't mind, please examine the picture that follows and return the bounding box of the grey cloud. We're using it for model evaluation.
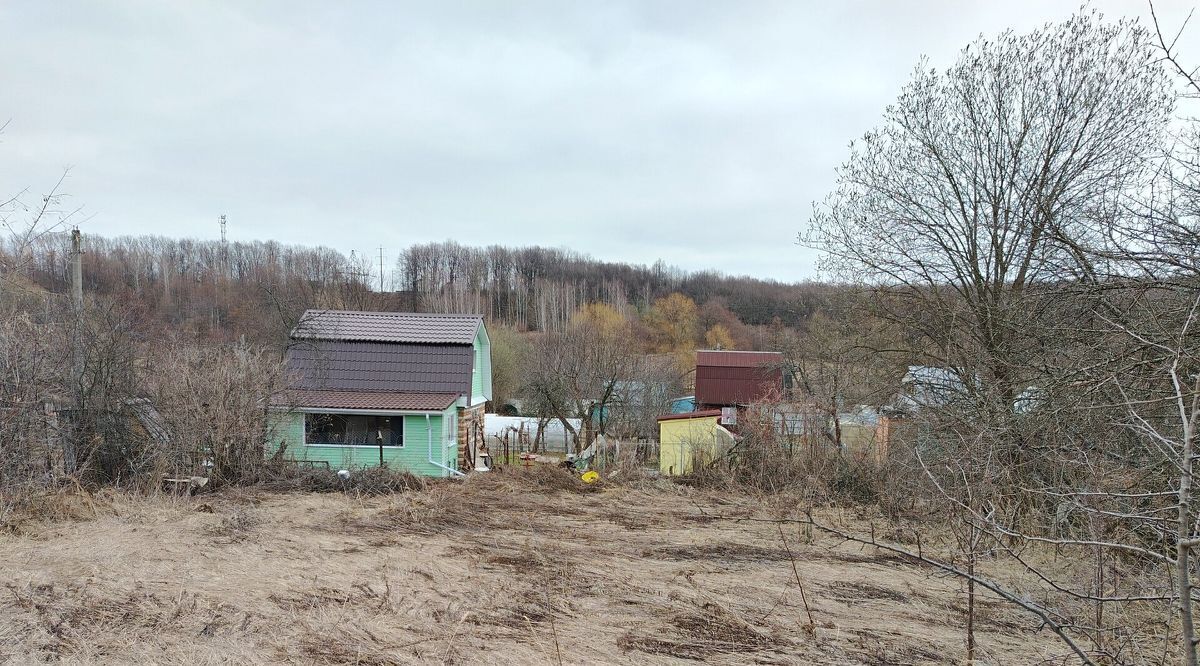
[0,0,1187,282]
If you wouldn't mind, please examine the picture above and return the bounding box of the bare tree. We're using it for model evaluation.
[804,10,1193,663]
[524,309,635,452]
[145,337,283,485]
[786,301,898,453]
[807,11,1172,423]
[0,133,82,282]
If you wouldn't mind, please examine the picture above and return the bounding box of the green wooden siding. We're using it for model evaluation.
[470,328,484,400]
[267,407,459,477]
[471,325,491,404]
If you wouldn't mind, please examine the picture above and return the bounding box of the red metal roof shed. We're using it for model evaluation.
[694,350,784,407]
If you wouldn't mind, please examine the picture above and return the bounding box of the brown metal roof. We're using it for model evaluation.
[292,310,482,344]
[274,389,458,411]
[285,340,472,395]
[696,350,784,368]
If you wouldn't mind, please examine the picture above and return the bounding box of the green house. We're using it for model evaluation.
[267,310,492,476]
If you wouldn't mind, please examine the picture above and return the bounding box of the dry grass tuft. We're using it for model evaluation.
[619,600,781,659]
[287,623,431,666]
[643,542,791,563]
[852,628,948,665]
[2,581,247,658]
[474,585,574,629]
[487,464,603,494]
[268,585,387,613]
[824,580,911,604]
[205,508,258,542]
[0,483,108,533]
[342,467,608,539]
[818,549,915,567]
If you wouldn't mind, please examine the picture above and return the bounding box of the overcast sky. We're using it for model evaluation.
[1,1,1194,283]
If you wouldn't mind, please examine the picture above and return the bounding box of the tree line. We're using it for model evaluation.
[395,241,829,332]
[7,232,827,348]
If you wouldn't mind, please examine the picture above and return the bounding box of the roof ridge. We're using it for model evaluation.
[304,309,482,318]
[292,310,483,344]
[290,388,459,395]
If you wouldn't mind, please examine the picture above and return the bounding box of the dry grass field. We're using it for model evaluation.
[0,469,1068,665]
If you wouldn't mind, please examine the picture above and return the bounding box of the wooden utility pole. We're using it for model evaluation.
[70,228,83,309]
[161,251,171,306]
[67,228,84,473]
[219,214,229,277]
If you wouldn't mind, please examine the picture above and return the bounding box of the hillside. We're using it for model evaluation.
[15,233,827,347]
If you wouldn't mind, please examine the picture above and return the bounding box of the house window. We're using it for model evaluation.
[305,413,403,447]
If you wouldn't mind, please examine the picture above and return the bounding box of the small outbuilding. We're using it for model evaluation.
[656,410,737,476]
[694,350,784,409]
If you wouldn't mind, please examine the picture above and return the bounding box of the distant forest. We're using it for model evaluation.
[14,233,828,348]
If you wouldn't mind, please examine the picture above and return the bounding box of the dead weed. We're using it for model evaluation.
[644,542,791,563]
[205,508,258,542]
[2,581,246,656]
[824,580,911,604]
[619,600,782,659]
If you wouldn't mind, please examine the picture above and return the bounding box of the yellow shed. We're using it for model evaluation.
[657,410,737,476]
